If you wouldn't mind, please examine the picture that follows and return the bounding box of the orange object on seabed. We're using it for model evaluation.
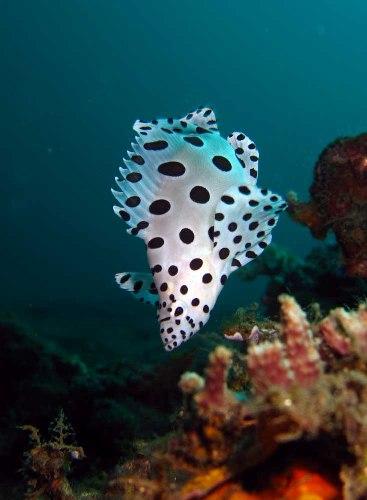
[197,464,340,500]
[269,465,340,500]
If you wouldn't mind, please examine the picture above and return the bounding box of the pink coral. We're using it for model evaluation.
[247,341,292,393]
[319,303,367,359]
[247,294,322,393]
[194,346,238,419]
[110,296,367,499]
[318,316,352,355]
[280,294,322,386]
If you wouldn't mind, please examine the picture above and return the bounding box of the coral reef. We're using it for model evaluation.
[107,295,367,499]
[175,346,247,467]
[287,133,367,277]
[245,295,367,499]
[239,244,367,315]
[6,294,367,498]
[0,319,194,497]
[247,294,322,391]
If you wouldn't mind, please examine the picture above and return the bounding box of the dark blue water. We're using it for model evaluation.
[2,0,367,355]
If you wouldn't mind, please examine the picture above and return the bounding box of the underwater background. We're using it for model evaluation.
[2,0,367,349]
[2,1,367,498]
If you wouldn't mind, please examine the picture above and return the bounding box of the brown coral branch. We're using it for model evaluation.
[319,316,353,356]
[247,341,292,393]
[194,346,237,419]
[279,294,322,387]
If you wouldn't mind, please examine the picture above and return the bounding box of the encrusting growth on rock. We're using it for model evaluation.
[107,294,367,499]
[20,410,84,500]
[15,296,367,498]
[287,133,367,278]
[247,294,322,392]
[319,303,367,359]
[194,346,238,418]
[222,303,278,343]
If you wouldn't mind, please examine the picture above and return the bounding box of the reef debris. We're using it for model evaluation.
[20,410,84,500]
[287,133,367,277]
[239,244,367,315]
[222,303,278,344]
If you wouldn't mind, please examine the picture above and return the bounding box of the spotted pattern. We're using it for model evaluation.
[239,185,251,195]
[131,220,149,236]
[148,237,164,249]
[184,136,204,147]
[212,155,232,172]
[249,221,259,230]
[190,186,210,204]
[149,199,171,215]
[202,273,212,284]
[179,228,195,244]
[131,155,144,165]
[118,209,130,221]
[190,258,203,270]
[221,195,234,205]
[168,265,178,276]
[113,107,286,352]
[126,172,142,183]
[134,280,143,292]
[144,140,168,150]
[126,196,140,207]
[175,306,183,316]
[219,247,230,259]
[246,251,257,259]
[158,161,186,177]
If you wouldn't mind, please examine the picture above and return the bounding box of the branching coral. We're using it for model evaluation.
[173,346,249,468]
[12,297,367,499]
[20,410,84,500]
[164,295,367,499]
[247,294,322,392]
[319,303,367,358]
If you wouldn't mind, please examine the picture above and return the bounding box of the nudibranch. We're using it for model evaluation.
[112,107,286,351]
